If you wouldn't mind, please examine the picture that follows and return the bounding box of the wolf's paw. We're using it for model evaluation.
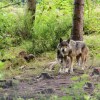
[70,68,74,74]
[65,68,69,73]
[82,67,85,70]
[59,68,65,74]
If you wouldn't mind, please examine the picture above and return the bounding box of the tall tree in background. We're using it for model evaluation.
[71,0,84,41]
[22,0,36,39]
[27,0,36,23]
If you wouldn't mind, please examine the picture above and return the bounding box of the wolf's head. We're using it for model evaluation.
[57,38,71,57]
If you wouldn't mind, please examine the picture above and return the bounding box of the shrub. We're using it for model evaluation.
[31,0,73,54]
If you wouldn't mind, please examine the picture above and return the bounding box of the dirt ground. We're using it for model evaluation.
[0,64,99,100]
[0,73,72,99]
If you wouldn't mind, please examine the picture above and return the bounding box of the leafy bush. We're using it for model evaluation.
[31,0,100,54]
[85,35,100,58]
[31,0,73,54]
[0,2,32,48]
[84,0,100,35]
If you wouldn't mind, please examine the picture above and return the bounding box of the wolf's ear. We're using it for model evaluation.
[70,40,76,46]
[67,38,70,43]
[60,38,63,43]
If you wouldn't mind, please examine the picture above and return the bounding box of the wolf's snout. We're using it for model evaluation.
[62,48,67,53]
[62,49,65,53]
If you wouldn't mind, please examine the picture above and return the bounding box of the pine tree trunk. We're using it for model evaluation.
[71,0,84,41]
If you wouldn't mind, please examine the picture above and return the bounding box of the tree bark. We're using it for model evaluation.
[27,0,36,22]
[71,0,84,41]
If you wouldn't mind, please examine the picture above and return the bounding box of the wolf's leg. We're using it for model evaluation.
[59,63,69,73]
[76,54,81,67]
[64,65,69,73]
[59,67,63,73]
[81,45,89,70]
[70,57,74,73]
[65,68,69,73]
[70,62,74,73]
[65,57,71,73]
[81,55,86,70]
[59,64,65,73]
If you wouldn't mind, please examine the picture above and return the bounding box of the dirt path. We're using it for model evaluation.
[0,66,99,100]
[0,73,72,99]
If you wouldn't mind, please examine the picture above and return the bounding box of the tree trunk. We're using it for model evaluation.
[71,0,84,41]
[27,0,36,23]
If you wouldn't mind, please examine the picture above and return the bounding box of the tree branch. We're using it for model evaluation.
[0,2,21,9]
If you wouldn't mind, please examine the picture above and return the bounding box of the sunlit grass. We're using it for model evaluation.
[84,34,100,67]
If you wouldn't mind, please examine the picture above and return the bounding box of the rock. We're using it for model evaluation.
[83,82,94,94]
[84,82,94,89]
[19,65,27,70]
[40,88,55,94]
[91,68,100,76]
[45,61,58,71]
[13,76,21,80]
[18,51,27,58]
[1,59,6,62]
[37,73,54,80]
[24,54,35,62]
[0,80,13,88]
[1,59,11,62]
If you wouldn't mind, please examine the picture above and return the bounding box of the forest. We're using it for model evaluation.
[0,0,100,99]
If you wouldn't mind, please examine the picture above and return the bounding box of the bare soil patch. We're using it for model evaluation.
[0,73,72,99]
[0,67,99,100]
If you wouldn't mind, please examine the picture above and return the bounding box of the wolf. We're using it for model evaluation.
[57,43,71,73]
[57,38,89,73]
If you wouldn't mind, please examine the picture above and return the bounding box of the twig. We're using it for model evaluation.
[0,2,21,9]
[44,60,59,71]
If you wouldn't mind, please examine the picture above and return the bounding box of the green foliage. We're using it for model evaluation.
[0,0,100,54]
[85,35,100,59]
[0,2,32,48]
[0,73,4,79]
[31,0,100,54]
[94,92,100,100]
[0,61,4,70]
[71,76,79,81]
[31,0,73,54]
[84,0,100,35]
[0,10,15,35]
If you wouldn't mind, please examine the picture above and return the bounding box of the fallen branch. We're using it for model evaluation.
[0,2,21,9]
[44,60,60,71]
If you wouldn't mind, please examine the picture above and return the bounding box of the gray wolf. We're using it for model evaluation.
[57,38,89,73]
[57,49,71,73]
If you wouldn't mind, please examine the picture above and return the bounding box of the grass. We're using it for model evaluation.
[85,34,100,58]
[0,61,5,70]
[0,73,4,80]
[84,34,100,68]
[0,34,99,78]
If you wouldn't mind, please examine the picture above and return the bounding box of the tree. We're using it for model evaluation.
[71,0,84,41]
[27,0,36,23]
